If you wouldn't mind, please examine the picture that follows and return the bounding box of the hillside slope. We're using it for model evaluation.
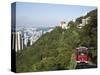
[16,9,97,72]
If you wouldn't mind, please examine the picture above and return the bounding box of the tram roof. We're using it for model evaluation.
[75,47,88,50]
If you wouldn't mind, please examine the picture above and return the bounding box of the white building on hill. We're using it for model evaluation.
[59,21,68,29]
[78,17,90,28]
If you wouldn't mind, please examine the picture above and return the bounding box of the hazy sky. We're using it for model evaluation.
[16,2,96,27]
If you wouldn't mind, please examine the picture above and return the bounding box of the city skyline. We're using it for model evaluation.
[16,2,96,27]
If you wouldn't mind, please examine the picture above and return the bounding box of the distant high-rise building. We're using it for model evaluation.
[11,32,16,51]
[11,32,24,52]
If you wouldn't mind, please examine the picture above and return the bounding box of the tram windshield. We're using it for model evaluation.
[75,47,88,55]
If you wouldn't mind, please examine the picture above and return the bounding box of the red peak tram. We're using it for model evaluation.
[75,47,89,64]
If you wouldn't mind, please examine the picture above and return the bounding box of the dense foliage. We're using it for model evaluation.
[78,9,97,64]
[16,9,97,72]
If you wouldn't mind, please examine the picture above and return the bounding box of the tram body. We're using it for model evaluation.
[75,47,89,63]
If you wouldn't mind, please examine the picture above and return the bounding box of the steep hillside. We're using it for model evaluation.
[16,26,80,72]
[16,9,97,72]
